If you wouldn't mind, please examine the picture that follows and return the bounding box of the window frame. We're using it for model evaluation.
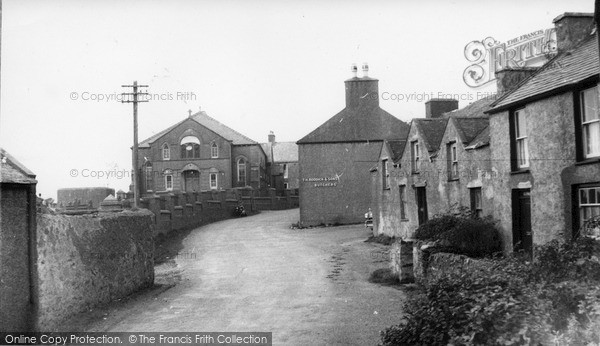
[510,108,529,171]
[209,172,218,189]
[382,159,390,190]
[447,141,459,180]
[162,143,170,160]
[411,141,420,174]
[579,86,600,159]
[237,157,247,185]
[211,142,219,158]
[578,185,600,228]
[144,162,153,192]
[164,170,173,191]
[399,184,407,220]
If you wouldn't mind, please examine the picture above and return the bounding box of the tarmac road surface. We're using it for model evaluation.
[71,209,407,345]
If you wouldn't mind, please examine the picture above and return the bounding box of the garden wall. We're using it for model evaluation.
[35,210,155,330]
[411,241,491,286]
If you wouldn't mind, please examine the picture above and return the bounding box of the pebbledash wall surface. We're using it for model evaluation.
[297,65,409,226]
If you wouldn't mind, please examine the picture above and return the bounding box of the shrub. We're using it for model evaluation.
[365,234,395,245]
[414,208,502,258]
[368,268,400,286]
[380,237,600,346]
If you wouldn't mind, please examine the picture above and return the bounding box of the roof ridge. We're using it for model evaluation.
[191,111,258,144]
[490,32,597,110]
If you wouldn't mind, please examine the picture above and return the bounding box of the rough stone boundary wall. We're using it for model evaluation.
[35,210,154,330]
[411,241,491,286]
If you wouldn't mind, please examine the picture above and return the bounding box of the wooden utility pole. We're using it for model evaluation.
[121,81,149,208]
[596,0,600,61]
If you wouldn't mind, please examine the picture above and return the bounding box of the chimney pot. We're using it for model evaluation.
[351,63,358,78]
[268,131,276,143]
[362,63,369,78]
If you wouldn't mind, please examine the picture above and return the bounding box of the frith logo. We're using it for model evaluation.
[463,28,557,88]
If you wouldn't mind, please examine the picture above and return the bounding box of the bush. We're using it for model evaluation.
[414,208,502,258]
[368,268,400,286]
[380,237,600,346]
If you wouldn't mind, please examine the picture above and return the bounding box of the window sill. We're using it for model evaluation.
[447,178,460,182]
[575,158,600,166]
[412,171,420,175]
[383,187,391,191]
[400,219,409,222]
[510,169,530,175]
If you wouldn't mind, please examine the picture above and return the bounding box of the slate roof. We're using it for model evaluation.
[139,111,258,148]
[385,140,407,163]
[465,126,491,150]
[413,118,449,153]
[488,31,599,113]
[297,105,409,144]
[0,148,37,184]
[452,117,490,145]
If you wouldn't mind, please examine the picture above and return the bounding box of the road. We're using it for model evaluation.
[70,209,407,345]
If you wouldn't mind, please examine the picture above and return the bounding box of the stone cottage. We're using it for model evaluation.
[486,12,600,252]
[371,98,493,239]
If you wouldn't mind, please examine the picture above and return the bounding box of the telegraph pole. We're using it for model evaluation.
[121,81,149,208]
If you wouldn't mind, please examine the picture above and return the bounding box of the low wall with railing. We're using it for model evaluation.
[140,188,299,235]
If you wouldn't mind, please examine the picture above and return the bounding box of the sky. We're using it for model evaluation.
[0,0,595,200]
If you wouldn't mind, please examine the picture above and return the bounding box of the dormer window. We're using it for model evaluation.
[211,142,219,158]
[180,136,200,159]
[162,143,170,160]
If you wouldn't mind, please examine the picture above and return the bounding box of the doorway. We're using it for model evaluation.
[416,186,428,225]
[183,170,200,192]
[512,189,532,254]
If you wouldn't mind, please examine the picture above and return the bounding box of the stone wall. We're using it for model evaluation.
[35,210,155,330]
[411,241,491,286]
[390,240,415,283]
[141,188,298,235]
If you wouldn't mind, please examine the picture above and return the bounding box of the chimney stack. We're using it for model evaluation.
[425,99,458,118]
[553,12,594,53]
[268,131,275,144]
[345,63,379,108]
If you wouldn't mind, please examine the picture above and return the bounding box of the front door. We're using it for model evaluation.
[183,170,200,192]
[416,187,428,225]
[513,189,532,254]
